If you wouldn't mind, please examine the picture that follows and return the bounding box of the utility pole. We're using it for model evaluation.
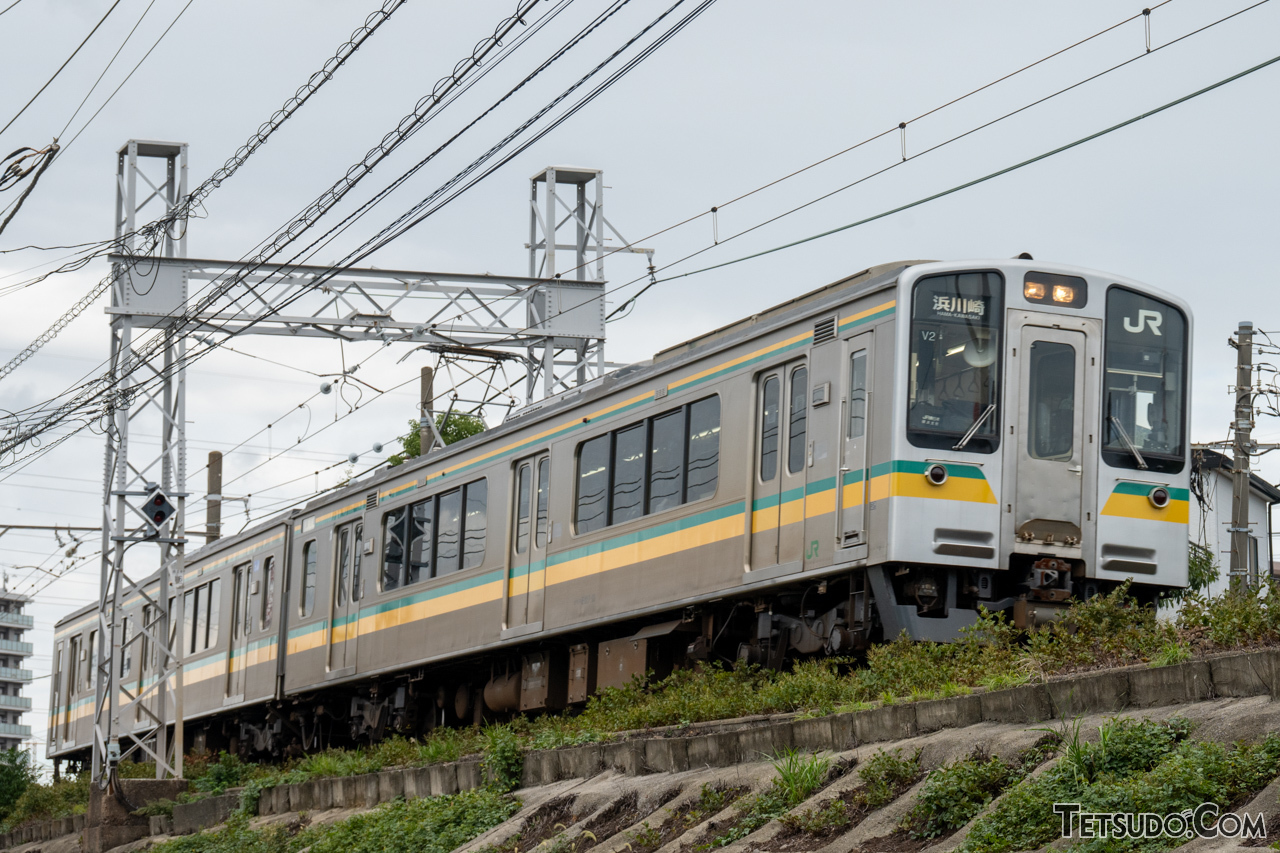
[1230,321,1255,593]
[206,451,222,543]
[419,366,445,456]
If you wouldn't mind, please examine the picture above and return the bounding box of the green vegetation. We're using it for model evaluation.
[694,751,832,849]
[0,749,40,824]
[387,413,487,465]
[901,739,1057,840]
[153,786,519,853]
[13,583,1280,837]
[954,718,1280,853]
[779,748,921,836]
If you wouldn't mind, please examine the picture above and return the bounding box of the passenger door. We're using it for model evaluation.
[327,522,362,675]
[227,563,251,702]
[750,360,808,573]
[507,454,550,633]
[1002,313,1099,558]
[838,333,873,552]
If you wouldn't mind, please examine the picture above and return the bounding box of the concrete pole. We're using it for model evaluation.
[206,451,222,543]
[1231,321,1254,593]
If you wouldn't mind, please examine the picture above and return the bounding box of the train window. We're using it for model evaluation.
[86,631,97,689]
[1027,341,1076,460]
[649,410,686,514]
[575,438,609,534]
[205,579,221,650]
[907,271,1004,453]
[336,530,350,607]
[261,557,276,629]
[612,424,647,525]
[68,637,80,694]
[463,482,487,570]
[787,367,809,474]
[535,458,551,548]
[378,478,489,588]
[352,525,364,600]
[120,617,133,678]
[760,377,781,481]
[409,500,433,584]
[184,589,197,654]
[573,395,721,533]
[1102,287,1187,473]
[686,397,721,502]
[435,489,463,576]
[516,464,534,551]
[382,508,406,591]
[301,541,317,617]
[849,352,867,439]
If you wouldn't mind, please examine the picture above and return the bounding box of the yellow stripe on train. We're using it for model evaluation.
[1100,494,1189,524]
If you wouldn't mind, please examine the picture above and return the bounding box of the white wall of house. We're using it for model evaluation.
[1190,467,1275,598]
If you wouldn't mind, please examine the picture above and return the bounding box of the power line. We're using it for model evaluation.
[0,0,27,17]
[643,51,1280,294]
[60,0,198,153]
[0,0,587,469]
[0,0,126,138]
[57,0,163,141]
[0,0,414,380]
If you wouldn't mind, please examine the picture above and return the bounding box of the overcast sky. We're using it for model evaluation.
[1,0,1279,765]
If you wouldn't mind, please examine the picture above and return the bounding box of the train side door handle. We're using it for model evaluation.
[1067,466,1082,475]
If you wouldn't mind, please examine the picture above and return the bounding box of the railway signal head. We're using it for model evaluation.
[145,489,176,533]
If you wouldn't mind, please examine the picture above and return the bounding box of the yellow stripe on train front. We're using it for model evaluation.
[887,472,997,503]
[1101,493,1189,523]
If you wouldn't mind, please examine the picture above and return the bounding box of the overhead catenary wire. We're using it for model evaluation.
[0,0,668,467]
[56,0,162,141]
[0,0,416,381]
[0,0,126,138]
[0,0,555,440]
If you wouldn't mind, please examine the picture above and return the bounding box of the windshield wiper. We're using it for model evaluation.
[953,403,997,451]
[1108,415,1148,470]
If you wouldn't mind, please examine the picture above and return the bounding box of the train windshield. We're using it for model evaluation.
[1103,287,1187,473]
[907,271,1004,452]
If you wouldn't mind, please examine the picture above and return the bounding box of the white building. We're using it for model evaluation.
[1190,449,1280,596]
[0,589,33,750]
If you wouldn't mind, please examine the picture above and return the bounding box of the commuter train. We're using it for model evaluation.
[48,257,1192,763]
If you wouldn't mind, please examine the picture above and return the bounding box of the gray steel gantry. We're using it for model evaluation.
[95,155,641,782]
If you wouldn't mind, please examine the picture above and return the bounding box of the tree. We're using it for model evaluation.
[0,749,39,821]
[387,412,486,466]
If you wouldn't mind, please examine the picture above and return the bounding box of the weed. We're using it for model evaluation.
[482,725,525,793]
[1149,640,1192,668]
[772,750,831,805]
[628,821,662,850]
[902,750,1021,840]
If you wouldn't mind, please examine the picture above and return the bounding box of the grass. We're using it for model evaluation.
[692,751,833,849]
[778,747,921,837]
[14,583,1280,834]
[151,786,519,853]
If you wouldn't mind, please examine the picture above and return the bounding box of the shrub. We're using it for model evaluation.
[902,752,1020,839]
[0,749,40,822]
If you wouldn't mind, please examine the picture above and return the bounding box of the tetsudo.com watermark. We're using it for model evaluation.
[1053,803,1267,841]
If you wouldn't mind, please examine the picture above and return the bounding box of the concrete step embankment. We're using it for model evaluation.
[2,647,1277,852]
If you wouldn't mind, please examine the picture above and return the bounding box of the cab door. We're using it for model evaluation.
[838,333,873,551]
[327,522,362,674]
[1001,312,1099,560]
[750,360,808,573]
[507,454,550,633]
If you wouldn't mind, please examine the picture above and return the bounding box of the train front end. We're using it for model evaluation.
[880,259,1190,639]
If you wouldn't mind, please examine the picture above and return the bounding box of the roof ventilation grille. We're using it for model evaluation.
[813,316,837,344]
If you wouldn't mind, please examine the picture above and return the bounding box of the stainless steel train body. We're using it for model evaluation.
[48,258,1192,761]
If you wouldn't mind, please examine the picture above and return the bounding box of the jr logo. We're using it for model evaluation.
[1123,309,1163,336]
[806,540,820,560]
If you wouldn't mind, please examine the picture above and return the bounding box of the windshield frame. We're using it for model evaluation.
[905,270,1005,454]
[1101,284,1188,474]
